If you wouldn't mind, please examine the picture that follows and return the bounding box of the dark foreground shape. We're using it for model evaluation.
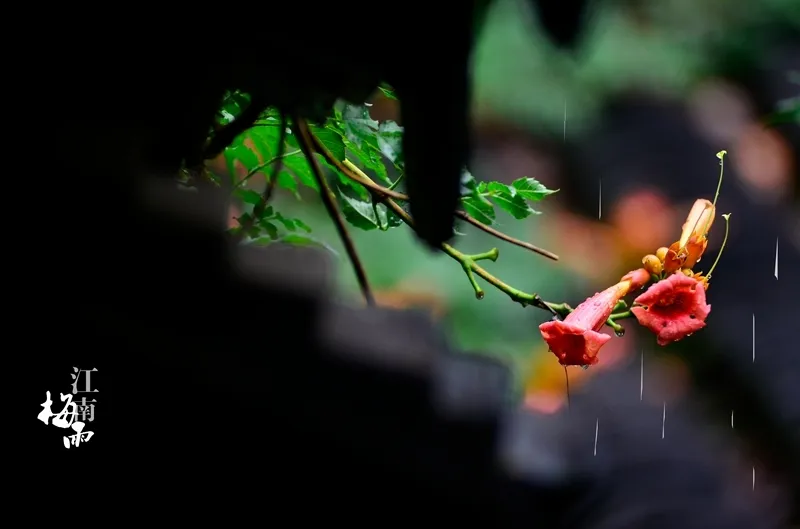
[24,173,788,528]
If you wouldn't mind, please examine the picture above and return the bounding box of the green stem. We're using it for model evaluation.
[546,302,573,318]
[461,261,484,299]
[705,213,731,281]
[454,248,498,299]
[605,319,624,334]
[388,173,405,191]
[466,248,499,262]
[607,310,634,334]
[234,149,301,190]
[441,244,552,311]
[545,299,633,334]
[609,310,633,321]
[712,150,727,207]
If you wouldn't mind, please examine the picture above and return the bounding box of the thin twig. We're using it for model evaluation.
[454,211,558,260]
[234,149,301,190]
[294,117,375,306]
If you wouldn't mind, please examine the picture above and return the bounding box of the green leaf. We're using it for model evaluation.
[259,220,280,239]
[236,189,262,205]
[274,212,297,232]
[222,124,281,186]
[281,153,319,191]
[378,84,398,100]
[461,196,496,224]
[491,187,536,219]
[248,126,302,197]
[371,201,403,231]
[310,124,346,161]
[292,219,313,233]
[218,91,251,124]
[511,177,557,201]
[276,171,299,197]
[320,156,370,200]
[258,107,282,121]
[338,191,379,231]
[377,121,404,170]
[375,204,403,231]
[345,141,389,184]
[460,169,479,196]
[237,212,252,228]
[231,91,251,109]
[279,234,340,257]
[459,169,497,224]
[341,104,379,150]
[249,126,282,160]
[219,105,240,126]
[224,137,260,182]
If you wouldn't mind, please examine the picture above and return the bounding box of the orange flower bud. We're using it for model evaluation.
[679,199,715,269]
[679,199,715,248]
[642,254,663,275]
[655,247,669,262]
[662,199,716,274]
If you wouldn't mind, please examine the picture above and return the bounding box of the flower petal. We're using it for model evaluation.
[632,273,711,346]
[539,320,612,366]
[565,282,629,331]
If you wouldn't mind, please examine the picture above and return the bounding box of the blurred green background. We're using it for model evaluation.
[265,0,799,393]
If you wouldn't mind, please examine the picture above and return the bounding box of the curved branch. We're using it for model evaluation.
[294,118,375,306]
[309,136,407,200]
[453,211,558,261]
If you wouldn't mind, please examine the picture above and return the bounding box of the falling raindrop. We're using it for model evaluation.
[598,179,603,219]
[594,418,599,456]
[662,402,666,439]
[775,237,779,280]
[752,313,756,363]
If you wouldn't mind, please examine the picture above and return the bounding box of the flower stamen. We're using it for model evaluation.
[705,213,731,281]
